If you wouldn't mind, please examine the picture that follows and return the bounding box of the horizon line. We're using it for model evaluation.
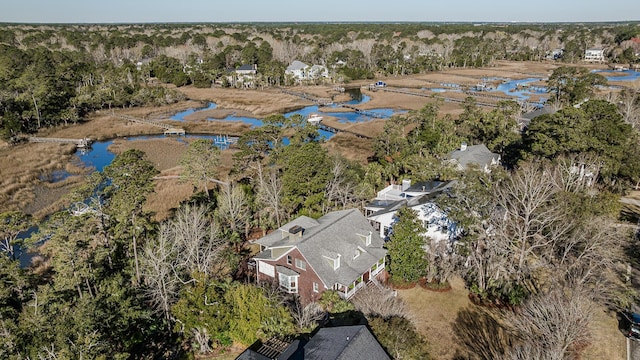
[1,20,639,26]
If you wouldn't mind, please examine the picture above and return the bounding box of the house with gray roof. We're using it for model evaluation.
[285,60,329,82]
[253,209,387,304]
[447,142,500,172]
[236,325,390,360]
[285,60,310,80]
[303,325,390,360]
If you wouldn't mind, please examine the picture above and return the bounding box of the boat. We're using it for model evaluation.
[307,113,323,125]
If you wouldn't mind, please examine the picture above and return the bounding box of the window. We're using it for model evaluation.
[278,273,298,293]
[286,255,292,265]
[353,249,361,259]
[258,261,275,277]
[295,258,306,270]
[313,282,319,293]
[323,255,341,270]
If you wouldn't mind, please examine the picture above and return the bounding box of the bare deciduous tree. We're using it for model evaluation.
[351,285,407,319]
[141,205,226,319]
[191,327,212,355]
[618,87,640,129]
[425,238,460,284]
[215,183,249,239]
[323,157,368,213]
[288,300,325,331]
[172,204,225,274]
[141,224,179,321]
[256,166,285,228]
[506,285,593,360]
[492,162,574,291]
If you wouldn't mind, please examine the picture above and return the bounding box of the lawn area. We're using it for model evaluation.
[396,277,472,359]
[397,277,626,359]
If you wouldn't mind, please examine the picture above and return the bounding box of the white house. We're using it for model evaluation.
[285,60,310,80]
[286,61,329,82]
[367,193,461,243]
[584,48,606,62]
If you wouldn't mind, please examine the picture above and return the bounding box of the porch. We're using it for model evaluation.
[337,257,386,299]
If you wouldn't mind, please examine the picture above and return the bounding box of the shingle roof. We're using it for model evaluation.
[447,144,500,169]
[237,64,256,71]
[303,325,390,360]
[254,209,386,287]
[286,60,309,71]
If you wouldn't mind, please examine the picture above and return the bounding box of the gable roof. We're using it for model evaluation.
[447,144,500,169]
[286,60,309,71]
[237,64,256,71]
[304,325,390,360]
[254,209,386,287]
[236,326,388,360]
[521,105,556,121]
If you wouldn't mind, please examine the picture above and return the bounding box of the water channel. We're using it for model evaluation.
[13,74,640,266]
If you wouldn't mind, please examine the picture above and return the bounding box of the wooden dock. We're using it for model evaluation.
[28,137,93,148]
[340,104,387,119]
[380,87,498,108]
[317,123,372,139]
[112,113,186,135]
[279,88,333,106]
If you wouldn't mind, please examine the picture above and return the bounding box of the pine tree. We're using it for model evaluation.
[386,207,428,284]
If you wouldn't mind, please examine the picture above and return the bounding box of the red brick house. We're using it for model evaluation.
[252,209,387,304]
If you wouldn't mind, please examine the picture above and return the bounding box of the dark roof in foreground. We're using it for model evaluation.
[304,325,390,360]
[236,326,389,360]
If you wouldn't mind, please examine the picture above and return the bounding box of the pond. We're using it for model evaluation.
[488,77,547,101]
[593,69,640,82]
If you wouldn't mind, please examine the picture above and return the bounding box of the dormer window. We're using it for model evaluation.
[353,246,366,260]
[357,231,372,246]
[324,254,341,270]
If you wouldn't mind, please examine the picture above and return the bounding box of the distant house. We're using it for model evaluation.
[235,64,258,76]
[226,64,258,88]
[518,106,557,130]
[252,209,387,304]
[584,48,606,62]
[236,325,390,360]
[447,143,501,172]
[286,61,329,82]
[547,48,563,60]
[285,60,310,80]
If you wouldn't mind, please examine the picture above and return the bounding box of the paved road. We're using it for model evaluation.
[629,337,640,360]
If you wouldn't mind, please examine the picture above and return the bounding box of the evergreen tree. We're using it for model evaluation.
[386,207,428,284]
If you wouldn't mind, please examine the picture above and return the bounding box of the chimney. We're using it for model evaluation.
[289,225,304,239]
[460,142,467,151]
[402,179,411,191]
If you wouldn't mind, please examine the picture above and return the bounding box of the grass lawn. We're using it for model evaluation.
[397,277,626,359]
[396,277,472,359]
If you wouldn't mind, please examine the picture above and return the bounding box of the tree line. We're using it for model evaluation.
[2,22,639,139]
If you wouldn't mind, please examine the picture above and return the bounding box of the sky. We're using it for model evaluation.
[1,0,639,23]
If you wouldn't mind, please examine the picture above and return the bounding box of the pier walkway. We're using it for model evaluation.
[279,88,333,106]
[111,114,185,135]
[28,137,93,148]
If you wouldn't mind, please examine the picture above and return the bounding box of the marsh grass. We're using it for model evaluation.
[0,142,77,213]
